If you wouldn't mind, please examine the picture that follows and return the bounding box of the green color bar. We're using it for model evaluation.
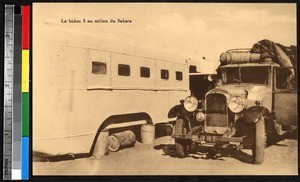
[22,93,29,136]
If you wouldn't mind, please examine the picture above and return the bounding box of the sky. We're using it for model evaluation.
[34,3,296,61]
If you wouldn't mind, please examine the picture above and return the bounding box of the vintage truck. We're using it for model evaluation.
[171,44,297,164]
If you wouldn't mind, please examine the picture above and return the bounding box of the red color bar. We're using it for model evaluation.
[22,6,30,49]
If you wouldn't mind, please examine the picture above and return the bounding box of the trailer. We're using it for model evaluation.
[32,19,215,157]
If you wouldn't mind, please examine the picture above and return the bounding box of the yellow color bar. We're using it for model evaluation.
[22,50,29,92]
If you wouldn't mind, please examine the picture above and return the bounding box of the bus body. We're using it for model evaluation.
[32,22,205,155]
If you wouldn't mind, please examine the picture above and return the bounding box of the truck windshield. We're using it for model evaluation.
[221,66,269,85]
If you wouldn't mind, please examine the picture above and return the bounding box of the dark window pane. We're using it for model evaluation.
[92,61,106,74]
[140,67,150,78]
[241,67,269,84]
[189,65,197,73]
[118,64,130,76]
[276,68,293,89]
[161,69,169,80]
[222,66,269,85]
[222,67,239,84]
[176,71,183,80]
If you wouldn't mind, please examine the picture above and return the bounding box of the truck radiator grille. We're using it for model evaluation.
[206,113,227,127]
[206,94,228,127]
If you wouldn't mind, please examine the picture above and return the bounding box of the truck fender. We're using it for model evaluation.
[168,104,184,118]
[243,106,271,124]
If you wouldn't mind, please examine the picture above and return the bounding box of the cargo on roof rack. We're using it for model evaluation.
[220,49,262,65]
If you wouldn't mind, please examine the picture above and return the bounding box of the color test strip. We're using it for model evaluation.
[21,5,30,180]
[12,6,22,180]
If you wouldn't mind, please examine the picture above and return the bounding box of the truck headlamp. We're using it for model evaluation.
[183,96,198,112]
[228,96,245,113]
[195,112,205,122]
[207,75,214,82]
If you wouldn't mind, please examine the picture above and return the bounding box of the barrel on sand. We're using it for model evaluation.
[108,130,136,152]
[93,124,156,156]
[140,124,155,144]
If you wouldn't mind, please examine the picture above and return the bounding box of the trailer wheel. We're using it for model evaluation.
[253,116,265,164]
[174,119,189,158]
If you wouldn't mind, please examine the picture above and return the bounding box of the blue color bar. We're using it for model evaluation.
[21,137,28,179]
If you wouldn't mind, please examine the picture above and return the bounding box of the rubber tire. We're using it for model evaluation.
[265,118,280,147]
[175,139,188,158]
[253,116,265,164]
[174,119,189,158]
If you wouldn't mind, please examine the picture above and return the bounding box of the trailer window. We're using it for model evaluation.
[140,67,150,78]
[189,65,197,73]
[92,61,106,74]
[161,69,169,80]
[118,64,130,76]
[176,71,183,80]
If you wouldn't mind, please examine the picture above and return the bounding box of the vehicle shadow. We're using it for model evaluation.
[154,129,297,163]
[281,129,298,140]
[33,151,88,162]
[153,144,253,163]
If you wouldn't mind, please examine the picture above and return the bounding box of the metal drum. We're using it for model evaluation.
[108,130,136,152]
[141,124,155,144]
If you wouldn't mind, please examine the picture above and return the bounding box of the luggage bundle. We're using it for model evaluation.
[220,40,297,70]
[220,49,261,65]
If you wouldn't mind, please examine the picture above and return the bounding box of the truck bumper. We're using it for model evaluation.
[171,134,244,143]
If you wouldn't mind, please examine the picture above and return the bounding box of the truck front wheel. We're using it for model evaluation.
[175,139,188,158]
[253,116,266,164]
[174,118,189,158]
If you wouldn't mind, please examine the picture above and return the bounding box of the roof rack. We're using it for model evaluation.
[226,48,251,53]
